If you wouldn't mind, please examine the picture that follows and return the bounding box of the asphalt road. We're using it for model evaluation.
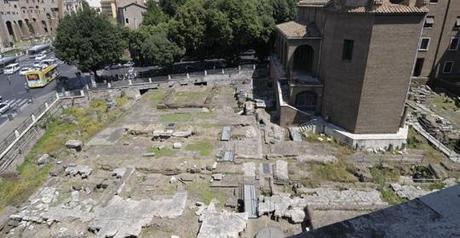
[0,53,81,128]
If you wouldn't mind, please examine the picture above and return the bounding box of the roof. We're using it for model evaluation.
[118,2,146,9]
[325,0,428,15]
[243,184,257,218]
[298,0,329,7]
[290,185,460,238]
[276,21,320,39]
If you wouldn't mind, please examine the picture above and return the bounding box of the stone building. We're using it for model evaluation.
[412,0,460,94]
[271,0,428,149]
[0,0,62,47]
[117,2,146,29]
[101,0,144,23]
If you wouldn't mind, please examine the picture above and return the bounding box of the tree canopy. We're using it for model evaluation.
[54,4,125,74]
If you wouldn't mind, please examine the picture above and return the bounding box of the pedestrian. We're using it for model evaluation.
[7,76,11,85]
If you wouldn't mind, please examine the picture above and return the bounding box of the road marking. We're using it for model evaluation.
[15,99,29,109]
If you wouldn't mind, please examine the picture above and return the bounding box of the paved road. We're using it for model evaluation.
[0,53,82,134]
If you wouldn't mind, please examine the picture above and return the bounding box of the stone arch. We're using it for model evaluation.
[295,91,317,112]
[41,20,48,33]
[292,44,314,75]
[5,21,15,41]
[25,19,35,35]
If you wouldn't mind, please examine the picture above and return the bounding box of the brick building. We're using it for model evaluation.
[413,0,460,93]
[0,0,64,47]
[271,0,428,149]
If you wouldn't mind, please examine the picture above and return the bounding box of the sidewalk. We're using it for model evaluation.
[0,92,54,142]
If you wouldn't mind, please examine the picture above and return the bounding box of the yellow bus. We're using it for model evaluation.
[25,64,59,88]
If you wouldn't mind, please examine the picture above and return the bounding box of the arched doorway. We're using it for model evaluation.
[293,45,314,75]
[18,20,27,37]
[25,19,35,35]
[41,20,48,33]
[295,91,317,112]
[5,21,15,40]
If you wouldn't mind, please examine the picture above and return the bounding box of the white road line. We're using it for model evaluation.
[15,99,28,108]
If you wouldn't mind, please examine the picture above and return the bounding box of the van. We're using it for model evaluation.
[4,63,20,75]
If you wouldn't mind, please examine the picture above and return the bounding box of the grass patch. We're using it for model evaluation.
[310,161,357,183]
[150,90,165,107]
[0,96,128,210]
[185,140,213,156]
[171,90,209,105]
[150,147,176,158]
[160,113,193,123]
[370,164,405,205]
[187,180,226,206]
[427,181,445,190]
[407,127,443,163]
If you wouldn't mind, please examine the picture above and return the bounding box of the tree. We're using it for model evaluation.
[142,0,168,26]
[128,24,184,66]
[159,0,185,17]
[271,0,297,23]
[141,29,184,66]
[170,0,207,59]
[205,0,275,61]
[54,3,125,76]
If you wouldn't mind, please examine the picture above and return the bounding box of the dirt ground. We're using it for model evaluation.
[1,71,459,238]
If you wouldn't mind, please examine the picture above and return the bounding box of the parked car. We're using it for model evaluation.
[33,61,42,68]
[41,58,56,67]
[4,63,20,75]
[34,53,46,61]
[0,102,10,114]
[123,61,134,67]
[19,67,32,75]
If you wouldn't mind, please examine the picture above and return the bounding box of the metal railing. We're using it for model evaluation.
[0,93,60,162]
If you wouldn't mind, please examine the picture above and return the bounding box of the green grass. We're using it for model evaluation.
[150,147,176,158]
[427,181,445,190]
[159,111,215,123]
[150,90,165,107]
[171,90,209,105]
[160,113,193,123]
[185,140,213,156]
[310,161,357,183]
[187,180,226,206]
[407,127,443,163]
[370,164,405,205]
[0,96,128,210]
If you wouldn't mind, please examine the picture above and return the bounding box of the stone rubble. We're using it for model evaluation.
[64,165,92,179]
[10,191,188,238]
[65,140,83,151]
[390,183,432,200]
[112,167,127,179]
[36,154,50,166]
[197,200,248,238]
[274,160,289,183]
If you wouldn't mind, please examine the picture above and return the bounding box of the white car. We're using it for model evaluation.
[19,67,32,75]
[34,54,46,61]
[33,61,42,68]
[0,102,10,114]
[4,63,20,75]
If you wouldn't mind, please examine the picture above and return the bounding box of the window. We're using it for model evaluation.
[125,18,129,24]
[455,17,460,28]
[450,38,459,51]
[424,16,434,27]
[419,38,430,51]
[429,0,438,3]
[442,61,454,74]
[413,58,424,77]
[342,39,354,61]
